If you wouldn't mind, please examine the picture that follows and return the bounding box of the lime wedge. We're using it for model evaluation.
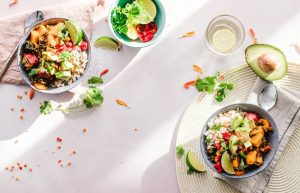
[65,20,83,45]
[186,150,206,173]
[221,151,235,174]
[126,23,138,40]
[94,36,120,51]
[135,0,157,24]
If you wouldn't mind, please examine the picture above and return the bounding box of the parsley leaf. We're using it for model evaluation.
[83,86,104,109]
[40,101,53,115]
[88,76,103,84]
[176,145,185,158]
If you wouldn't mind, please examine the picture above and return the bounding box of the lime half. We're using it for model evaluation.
[94,36,120,51]
[135,0,157,24]
[221,152,235,174]
[186,150,206,173]
[65,20,83,45]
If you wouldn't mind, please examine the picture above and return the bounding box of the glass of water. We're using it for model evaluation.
[205,15,245,55]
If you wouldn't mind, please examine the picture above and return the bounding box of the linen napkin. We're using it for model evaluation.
[0,0,100,84]
[214,77,300,193]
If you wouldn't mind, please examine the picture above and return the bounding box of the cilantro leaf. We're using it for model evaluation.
[83,86,104,109]
[40,101,53,115]
[195,75,217,93]
[88,76,103,84]
[215,83,234,102]
[176,145,185,158]
[210,124,221,131]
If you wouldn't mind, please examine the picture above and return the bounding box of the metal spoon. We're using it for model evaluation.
[258,83,278,111]
[0,11,44,79]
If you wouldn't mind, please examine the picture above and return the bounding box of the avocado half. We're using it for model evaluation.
[245,44,288,81]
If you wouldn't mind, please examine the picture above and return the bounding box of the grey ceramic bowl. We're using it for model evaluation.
[200,103,279,178]
[17,18,91,94]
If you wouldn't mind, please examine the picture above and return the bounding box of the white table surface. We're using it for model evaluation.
[1,0,300,192]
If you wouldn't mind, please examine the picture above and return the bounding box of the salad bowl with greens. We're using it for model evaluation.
[108,0,166,47]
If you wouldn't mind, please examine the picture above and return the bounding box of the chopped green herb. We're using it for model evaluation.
[88,76,103,84]
[195,75,217,93]
[40,101,53,115]
[215,83,234,102]
[83,86,104,108]
[187,168,194,174]
[210,124,221,131]
[176,145,185,158]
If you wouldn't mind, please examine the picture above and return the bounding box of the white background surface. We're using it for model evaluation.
[0,0,300,193]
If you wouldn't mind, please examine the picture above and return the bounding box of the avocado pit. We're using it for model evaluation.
[257,53,279,73]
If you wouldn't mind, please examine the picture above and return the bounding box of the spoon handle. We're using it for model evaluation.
[0,38,22,80]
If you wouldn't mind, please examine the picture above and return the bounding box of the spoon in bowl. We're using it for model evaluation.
[258,83,278,111]
[0,11,44,79]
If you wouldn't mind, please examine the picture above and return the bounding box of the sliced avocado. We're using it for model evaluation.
[61,61,74,70]
[55,71,71,80]
[248,119,256,129]
[245,44,287,81]
[229,135,239,153]
[232,116,243,130]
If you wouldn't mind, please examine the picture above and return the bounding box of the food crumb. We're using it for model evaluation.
[67,161,72,166]
[15,176,20,181]
[219,74,225,81]
[5,167,9,171]
[58,160,62,164]
[14,140,18,144]
[57,145,62,150]
[24,91,27,95]
[134,128,138,131]
[29,168,33,172]
[20,108,25,112]
[24,164,27,168]
[71,150,77,155]
[10,108,14,111]
[17,95,22,100]
[82,128,88,133]
[19,115,23,120]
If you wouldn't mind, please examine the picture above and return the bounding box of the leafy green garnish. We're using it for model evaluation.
[221,141,228,150]
[187,168,194,174]
[87,76,103,84]
[210,124,221,131]
[40,101,53,115]
[215,83,234,102]
[195,75,217,93]
[83,86,104,108]
[28,69,38,77]
[59,51,71,61]
[176,145,185,158]
[195,72,233,102]
[112,6,128,34]
[111,2,140,35]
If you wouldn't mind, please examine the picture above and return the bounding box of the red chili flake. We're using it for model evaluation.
[18,166,22,170]
[56,137,62,142]
[24,164,27,168]
[9,0,17,7]
[29,88,35,100]
[29,168,33,172]
[249,28,257,44]
[100,69,109,77]
[58,160,62,164]
[20,108,24,112]
[183,80,196,89]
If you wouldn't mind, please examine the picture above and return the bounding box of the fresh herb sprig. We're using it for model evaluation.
[195,72,233,102]
[40,76,104,115]
[176,145,185,159]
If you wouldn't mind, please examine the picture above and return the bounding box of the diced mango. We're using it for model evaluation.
[246,151,257,165]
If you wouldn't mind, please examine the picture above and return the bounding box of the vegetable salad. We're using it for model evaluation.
[204,109,273,176]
